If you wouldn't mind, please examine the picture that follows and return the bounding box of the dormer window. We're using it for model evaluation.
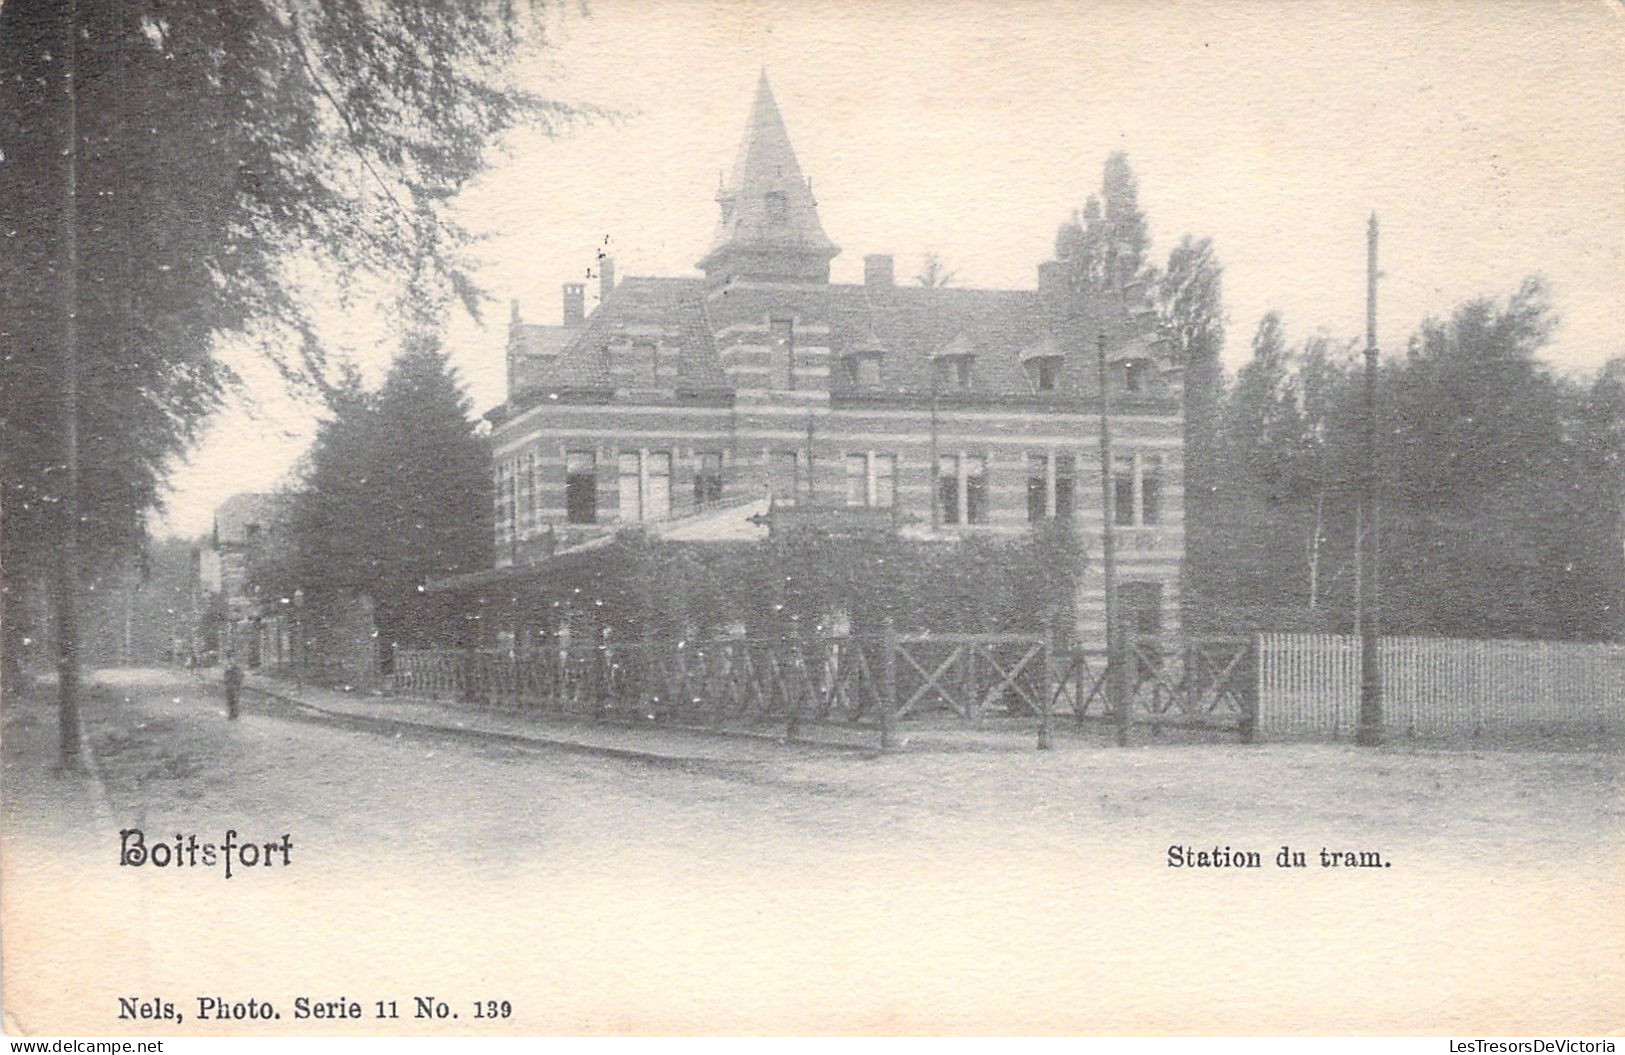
[1123,359,1149,394]
[608,336,657,388]
[936,354,974,389]
[766,191,788,223]
[844,352,883,387]
[1026,355,1062,393]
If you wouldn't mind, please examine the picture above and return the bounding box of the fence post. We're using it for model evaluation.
[880,617,898,751]
[1114,625,1133,747]
[1040,614,1062,750]
[591,631,606,722]
[784,638,803,743]
[1239,634,1259,744]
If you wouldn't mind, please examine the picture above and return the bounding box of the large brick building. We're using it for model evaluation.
[478,73,1183,647]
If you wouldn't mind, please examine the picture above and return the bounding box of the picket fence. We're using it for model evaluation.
[1255,633,1625,738]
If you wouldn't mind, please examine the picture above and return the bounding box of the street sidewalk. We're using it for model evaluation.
[242,671,894,764]
[0,675,117,845]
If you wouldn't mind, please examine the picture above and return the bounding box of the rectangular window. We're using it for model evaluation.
[937,356,974,389]
[566,451,597,524]
[1027,454,1048,523]
[645,451,671,520]
[846,454,868,506]
[937,454,960,525]
[508,461,519,537]
[965,455,987,524]
[695,452,723,508]
[770,318,794,390]
[1028,357,1060,393]
[524,454,536,530]
[1114,470,1135,526]
[844,453,896,508]
[634,340,658,387]
[1142,454,1163,525]
[618,453,641,522]
[872,454,895,509]
[1054,454,1076,521]
[493,464,508,542]
[771,450,800,504]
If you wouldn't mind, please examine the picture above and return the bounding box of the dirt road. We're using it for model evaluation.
[5,667,1621,1035]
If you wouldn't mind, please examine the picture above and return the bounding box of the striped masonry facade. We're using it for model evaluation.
[1254,633,1625,738]
[489,399,1184,648]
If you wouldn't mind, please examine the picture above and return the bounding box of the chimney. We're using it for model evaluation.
[599,257,616,305]
[864,254,894,288]
[562,283,585,327]
[1037,260,1064,301]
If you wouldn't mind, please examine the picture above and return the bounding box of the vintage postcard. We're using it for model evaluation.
[2,0,1622,1039]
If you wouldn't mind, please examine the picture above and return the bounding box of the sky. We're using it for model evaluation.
[154,0,1625,538]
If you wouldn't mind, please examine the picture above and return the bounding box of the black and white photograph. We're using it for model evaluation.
[2,0,1622,1040]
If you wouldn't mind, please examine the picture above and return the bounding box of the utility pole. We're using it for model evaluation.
[1098,331,1126,747]
[1355,214,1384,746]
[54,0,84,770]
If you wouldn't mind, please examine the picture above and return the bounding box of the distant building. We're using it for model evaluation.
[205,492,279,663]
[464,74,1183,647]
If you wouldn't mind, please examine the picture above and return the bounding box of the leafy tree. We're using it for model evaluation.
[915,252,959,288]
[1294,332,1360,610]
[278,337,493,663]
[0,0,591,734]
[1054,151,1152,299]
[1573,359,1625,640]
[1375,278,1579,637]
[1157,234,1226,624]
[1204,277,1621,641]
[364,336,494,649]
[1226,312,1304,495]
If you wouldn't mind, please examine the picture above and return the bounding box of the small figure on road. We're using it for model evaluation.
[223,656,244,721]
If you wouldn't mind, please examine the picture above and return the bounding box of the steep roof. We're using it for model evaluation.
[213,492,281,546]
[520,276,1168,404]
[697,72,839,281]
[503,74,1172,411]
[510,323,574,361]
[540,277,731,395]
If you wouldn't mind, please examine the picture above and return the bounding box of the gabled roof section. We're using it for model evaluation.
[510,323,573,361]
[531,277,729,396]
[213,492,281,546]
[697,72,840,283]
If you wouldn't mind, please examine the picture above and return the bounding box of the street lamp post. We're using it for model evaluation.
[1356,214,1384,746]
[293,587,305,695]
[1098,331,1126,747]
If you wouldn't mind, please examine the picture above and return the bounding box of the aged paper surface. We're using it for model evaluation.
[3,0,1623,1038]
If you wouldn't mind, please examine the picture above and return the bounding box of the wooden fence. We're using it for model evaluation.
[1056,635,1257,738]
[1255,633,1625,738]
[393,629,1041,748]
[390,628,1260,746]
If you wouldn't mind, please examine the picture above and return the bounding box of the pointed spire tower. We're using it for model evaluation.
[698,72,840,285]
